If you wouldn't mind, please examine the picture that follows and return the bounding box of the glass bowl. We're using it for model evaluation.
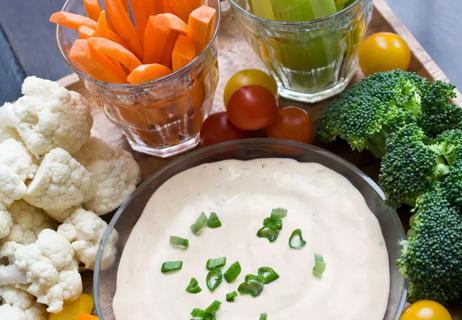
[94,138,407,320]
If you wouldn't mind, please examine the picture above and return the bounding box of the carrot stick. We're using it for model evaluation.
[50,11,97,30]
[94,11,124,44]
[104,0,143,58]
[78,25,96,39]
[127,63,172,84]
[188,5,216,52]
[171,0,202,22]
[154,0,175,14]
[83,0,102,20]
[172,35,196,71]
[143,13,187,66]
[131,0,157,39]
[88,37,141,72]
[69,39,127,83]
[78,313,99,320]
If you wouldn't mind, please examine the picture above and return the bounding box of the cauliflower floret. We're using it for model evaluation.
[74,137,141,215]
[0,229,82,313]
[0,164,27,207]
[0,204,13,239]
[0,286,47,320]
[0,124,20,143]
[58,208,118,270]
[5,201,57,245]
[2,77,92,156]
[24,148,93,220]
[0,139,37,181]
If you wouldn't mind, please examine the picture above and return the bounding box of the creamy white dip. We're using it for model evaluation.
[114,159,390,320]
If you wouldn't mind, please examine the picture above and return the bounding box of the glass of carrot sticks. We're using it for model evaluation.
[54,0,220,157]
[228,0,373,103]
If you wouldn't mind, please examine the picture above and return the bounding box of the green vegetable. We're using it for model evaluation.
[161,261,183,273]
[186,278,202,294]
[248,0,275,19]
[206,257,226,270]
[258,267,279,284]
[245,274,264,282]
[397,184,462,305]
[441,151,462,207]
[238,279,264,297]
[260,314,268,320]
[289,229,306,249]
[191,300,222,319]
[191,212,208,235]
[206,269,223,291]
[312,254,326,278]
[224,262,242,283]
[257,208,287,242]
[207,212,222,228]
[169,236,189,249]
[226,291,238,302]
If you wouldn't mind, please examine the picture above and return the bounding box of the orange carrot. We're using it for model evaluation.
[78,313,99,320]
[143,13,187,66]
[69,39,127,83]
[171,0,202,22]
[78,25,95,39]
[154,0,175,14]
[188,5,216,52]
[88,37,141,72]
[172,35,196,71]
[127,63,172,84]
[94,11,124,44]
[104,0,143,58]
[50,11,97,30]
[83,0,102,20]
[131,0,157,39]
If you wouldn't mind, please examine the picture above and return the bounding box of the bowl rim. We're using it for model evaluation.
[94,138,408,319]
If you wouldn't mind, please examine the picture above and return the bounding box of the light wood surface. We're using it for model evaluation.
[60,0,462,317]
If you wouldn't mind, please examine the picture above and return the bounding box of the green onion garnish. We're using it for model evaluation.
[207,212,222,228]
[206,269,223,291]
[169,235,189,249]
[260,314,268,320]
[186,278,202,294]
[270,208,287,219]
[191,212,208,235]
[313,254,326,278]
[161,260,183,273]
[257,226,279,242]
[206,257,227,270]
[289,229,306,249]
[257,208,287,242]
[226,291,238,302]
[238,279,264,297]
[191,300,222,319]
[224,261,241,283]
[206,300,221,313]
[245,274,264,283]
[258,267,279,284]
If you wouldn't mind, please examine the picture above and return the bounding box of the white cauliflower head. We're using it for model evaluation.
[24,148,93,220]
[0,204,13,239]
[0,139,37,181]
[0,286,47,320]
[58,208,118,270]
[6,201,57,245]
[0,124,20,143]
[2,77,92,156]
[0,164,27,207]
[0,229,82,313]
[74,137,141,215]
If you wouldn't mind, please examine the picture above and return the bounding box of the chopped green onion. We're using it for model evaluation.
[238,279,264,297]
[161,260,183,273]
[313,254,326,278]
[207,212,222,228]
[206,257,227,270]
[245,274,264,283]
[289,229,306,249]
[257,208,287,242]
[191,300,222,319]
[186,278,202,294]
[258,267,280,284]
[260,314,268,320]
[169,235,189,249]
[224,261,241,283]
[205,300,222,313]
[270,208,287,219]
[226,291,238,302]
[257,226,279,242]
[206,269,223,291]
[191,212,208,235]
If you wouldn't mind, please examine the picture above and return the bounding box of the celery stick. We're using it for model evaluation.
[309,0,337,18]
[249,0,275,20]
[271,0,315,22]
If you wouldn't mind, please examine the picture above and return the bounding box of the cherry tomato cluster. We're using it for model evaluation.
[200,69,314,147]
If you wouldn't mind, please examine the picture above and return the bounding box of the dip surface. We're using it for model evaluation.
[113,159,390,320]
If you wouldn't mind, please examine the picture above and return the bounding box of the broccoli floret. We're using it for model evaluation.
[397,185,462,305]
[418,80,462,137]
[441,159,462,208]
[317,70,429,157]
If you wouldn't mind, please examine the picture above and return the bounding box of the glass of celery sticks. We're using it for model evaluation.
[228,0,373,103]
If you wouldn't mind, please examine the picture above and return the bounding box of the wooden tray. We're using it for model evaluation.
[59,0,462,317]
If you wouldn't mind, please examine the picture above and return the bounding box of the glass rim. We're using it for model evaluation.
[56,0,222,91]
[228,0,371,28]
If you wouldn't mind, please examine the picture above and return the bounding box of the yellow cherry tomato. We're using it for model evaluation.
[358,32,411,76]
[49,294,94,320]
[401,300,452,320]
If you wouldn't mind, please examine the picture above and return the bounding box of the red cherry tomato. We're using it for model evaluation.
[266,106,313,143]
[226,85,278,131]
[200,112,246,146]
